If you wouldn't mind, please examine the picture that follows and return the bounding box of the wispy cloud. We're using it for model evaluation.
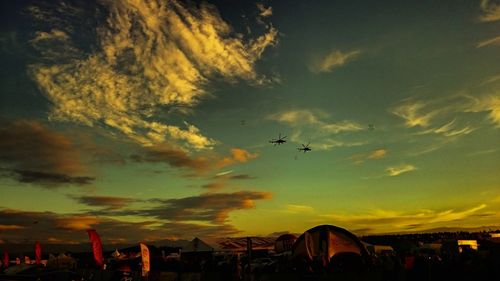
[417,119,476,137]
[463,94,500,127]
[29,0,278,150]
[476,35,500,48]
[480,73,500,85]
[284,204,314,214]
[467,148,498,157]
[310,49,362,73]
[386,164,416,176]
[349,149,387,164]
[268,109,364,150]
[324,204,489,233]
[392,100,439,127]
[479,0,500,22]
[257,3,273,17]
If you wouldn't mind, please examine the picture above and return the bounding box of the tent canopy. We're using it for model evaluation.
[292,225,370,263]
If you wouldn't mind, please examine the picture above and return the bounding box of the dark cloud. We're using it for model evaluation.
[71,195,138,210]
[201,182,225,190]
[229,174,256,180]
[159,222,240,239]
[0,119,93,187]
[130,145,211,171]
[130,145,258,174]
[4,169,94,186]
[144,191,272,224]
[213,173,256,180]
[89,191,273,226]
[0,207,241,244]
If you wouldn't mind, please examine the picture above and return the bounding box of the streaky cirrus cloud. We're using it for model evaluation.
[0,119,94,187]
[391,100,439,128]
[416,119,476,138]
[310,49,362,73]
[269,109,364,150]
[29,0,278,150]
[476,35,500,48]
[464,94,500,127]
[349,148,387,164]
[392,93,499,134]
[284,204,314,214]
[386,164,416,176]
[269,109,363,133]
[481,73,500,85]
[323,204,491,234]
[479,0,500,22]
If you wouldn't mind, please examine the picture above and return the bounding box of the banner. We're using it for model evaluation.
[35,241,42,265]
[140,243,150,276]
[87,229,104,267]
[3,251,8,268]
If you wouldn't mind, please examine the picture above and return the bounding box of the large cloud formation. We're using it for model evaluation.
[29,0,278,149]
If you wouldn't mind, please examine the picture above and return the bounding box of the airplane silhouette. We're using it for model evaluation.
[269,133,287,146]
[297,143,311,153]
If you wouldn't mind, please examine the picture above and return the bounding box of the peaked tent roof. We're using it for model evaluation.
[182,237,214,253]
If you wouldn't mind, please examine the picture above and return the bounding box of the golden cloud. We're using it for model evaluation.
[386,164,416,176]
[476,35,500,48]
[350,149,387,164]
[324,204,490,233]
[479,0,500,22]
[310,49,362,73]
[216,148,258,168]
[0,224,25,231]
[55,216,99,230]
[29,0,278,150]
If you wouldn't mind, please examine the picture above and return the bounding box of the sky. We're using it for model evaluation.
[0,0,499,245]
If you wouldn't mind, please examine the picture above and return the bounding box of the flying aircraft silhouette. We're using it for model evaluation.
[298,143,311,153]
[269,133,287,146]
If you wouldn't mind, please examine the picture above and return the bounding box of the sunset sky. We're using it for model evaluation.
[1,0,499,244]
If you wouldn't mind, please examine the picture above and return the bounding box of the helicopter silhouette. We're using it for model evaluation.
[297,143,312,153]
[269,133,287,146]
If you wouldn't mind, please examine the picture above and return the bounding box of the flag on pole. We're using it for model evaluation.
[140,243,150,277]
[35,241,42,265]
[87,229,104,268]
[3,251,8,268]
